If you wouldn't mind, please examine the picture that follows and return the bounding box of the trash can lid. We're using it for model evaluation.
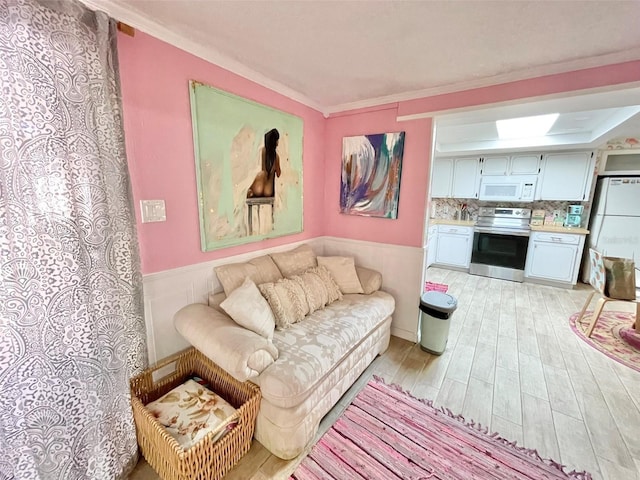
[420,291,457,314]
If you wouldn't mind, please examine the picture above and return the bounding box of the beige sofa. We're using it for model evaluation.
[174,245,395,459]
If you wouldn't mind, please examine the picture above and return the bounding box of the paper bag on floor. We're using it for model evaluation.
[603,256,636,300]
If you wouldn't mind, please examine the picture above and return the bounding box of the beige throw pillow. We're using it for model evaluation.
[258,278,310,329]
[355,266,383,294]
[291,269,330,314]
[269,244,317,277]
[215,255,282,297]
[220,277,276,340]
[308,265,343,304]
[317,256,364,294]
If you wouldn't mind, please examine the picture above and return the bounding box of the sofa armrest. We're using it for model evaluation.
[355,266,383,294]
[174,304,279,382]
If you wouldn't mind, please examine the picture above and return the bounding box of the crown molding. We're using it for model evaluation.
[326,48,640,116]
[78,0,640,119]
[80,0,327,115]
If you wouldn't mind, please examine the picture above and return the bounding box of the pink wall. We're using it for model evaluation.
[323,61,640,249]
[117,32,325,274]
[118,29,640,272]
[324,106,432,247]
[398,60,640,117]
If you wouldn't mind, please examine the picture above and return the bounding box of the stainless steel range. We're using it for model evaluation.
[470,207,532,282]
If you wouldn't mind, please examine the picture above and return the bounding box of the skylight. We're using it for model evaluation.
[496,113,559,140]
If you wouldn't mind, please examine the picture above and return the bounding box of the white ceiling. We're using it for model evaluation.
[87,0,640,114]
[434,88,640,155]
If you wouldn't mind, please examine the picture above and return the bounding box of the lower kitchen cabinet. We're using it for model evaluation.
[524,232,586,286]
[433,225,474,269]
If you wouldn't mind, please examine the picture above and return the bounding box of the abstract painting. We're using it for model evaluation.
[189,81,303,251]
[340,132,405,218]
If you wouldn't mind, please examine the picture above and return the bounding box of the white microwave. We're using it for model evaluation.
[479,175,537,202]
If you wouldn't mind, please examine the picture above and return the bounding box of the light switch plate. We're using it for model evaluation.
[140,200,166,223]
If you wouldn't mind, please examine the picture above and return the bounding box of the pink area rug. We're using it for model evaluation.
[424,281,448,293]
[570,310,640,373]
[290,377,591,480]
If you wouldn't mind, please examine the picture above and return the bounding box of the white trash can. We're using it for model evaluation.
[419,291,457,355]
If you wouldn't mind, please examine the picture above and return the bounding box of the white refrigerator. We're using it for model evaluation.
[584,177,640,288]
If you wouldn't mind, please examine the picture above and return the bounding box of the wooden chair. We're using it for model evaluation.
[576,248,639,337]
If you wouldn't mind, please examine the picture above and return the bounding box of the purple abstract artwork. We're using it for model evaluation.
[340,132,405,218]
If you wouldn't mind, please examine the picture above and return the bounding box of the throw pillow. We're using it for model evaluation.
[292,268,330,314]
[307,265,343,304]
[269,244,317,277]
[215,255,282,297]
[258,277,310,329]
[220,277,276,340]
[317,256,364,294]
[146,379,238,449]
[355,266,383,294]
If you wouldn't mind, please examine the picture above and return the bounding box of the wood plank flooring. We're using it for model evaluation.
[130,268,640,480]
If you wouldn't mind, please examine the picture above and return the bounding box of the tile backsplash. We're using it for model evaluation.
[430,199,583,225]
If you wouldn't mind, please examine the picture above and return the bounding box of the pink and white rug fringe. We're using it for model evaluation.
[291,376,591,480]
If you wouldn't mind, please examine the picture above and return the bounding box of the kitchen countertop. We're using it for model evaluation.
[429,218,476,226]
[529,225,590,235]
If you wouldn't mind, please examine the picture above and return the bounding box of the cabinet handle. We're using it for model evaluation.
[551,236,563,242]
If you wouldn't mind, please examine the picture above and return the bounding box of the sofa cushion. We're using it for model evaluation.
[317,256,364,294]
[215,255,282,296]
[269,244,317,277]
[220,277,276,340]
[255,291,395,408]
[355,266,383,294]
[259,278,310,329]
[174,304,279,382]
[308,265,342,304]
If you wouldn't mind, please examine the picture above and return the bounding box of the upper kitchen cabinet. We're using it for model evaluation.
[452,157,480,199]
[482,154,541,175]
[431,157,480,199]
[536,151,595,201]
[481,156,509,175]
[431,158,454,198]
[510,154,541,175]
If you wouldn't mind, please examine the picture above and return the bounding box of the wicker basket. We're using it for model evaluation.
[130,347,261,480]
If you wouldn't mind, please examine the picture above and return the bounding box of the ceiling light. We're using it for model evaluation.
[496,113,559,140]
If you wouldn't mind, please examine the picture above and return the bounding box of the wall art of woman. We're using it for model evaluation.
[247,128,281,198]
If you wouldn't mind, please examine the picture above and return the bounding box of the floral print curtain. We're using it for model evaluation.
[0,0,147,478]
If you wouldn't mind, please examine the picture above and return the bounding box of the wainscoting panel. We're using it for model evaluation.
[321,237,423,342]
[141,238,324,364]
[141,237,421,364]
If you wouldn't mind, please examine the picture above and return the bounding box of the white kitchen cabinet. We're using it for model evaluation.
[432,157,480,199]
[482,156,509,175]
[452,157,480,199]
[426,225,438,268]
[431,158,454,198]
[537,151,595,201]
[482,154,540,175]
[433,225,473,269]
[510,154,541,175]
[525,232,585,285]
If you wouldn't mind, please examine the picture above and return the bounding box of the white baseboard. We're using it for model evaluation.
[142,236,422,363]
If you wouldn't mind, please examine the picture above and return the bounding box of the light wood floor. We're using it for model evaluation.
[131,268,640,480]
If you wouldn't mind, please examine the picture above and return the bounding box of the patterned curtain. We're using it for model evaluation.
[0,0,147,478]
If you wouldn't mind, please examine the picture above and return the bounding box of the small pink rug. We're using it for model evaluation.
[424,281,448,293]
[291,377,591,479]
[570,310,640,373]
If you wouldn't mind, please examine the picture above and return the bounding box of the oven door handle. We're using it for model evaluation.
[474,227,530,237]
